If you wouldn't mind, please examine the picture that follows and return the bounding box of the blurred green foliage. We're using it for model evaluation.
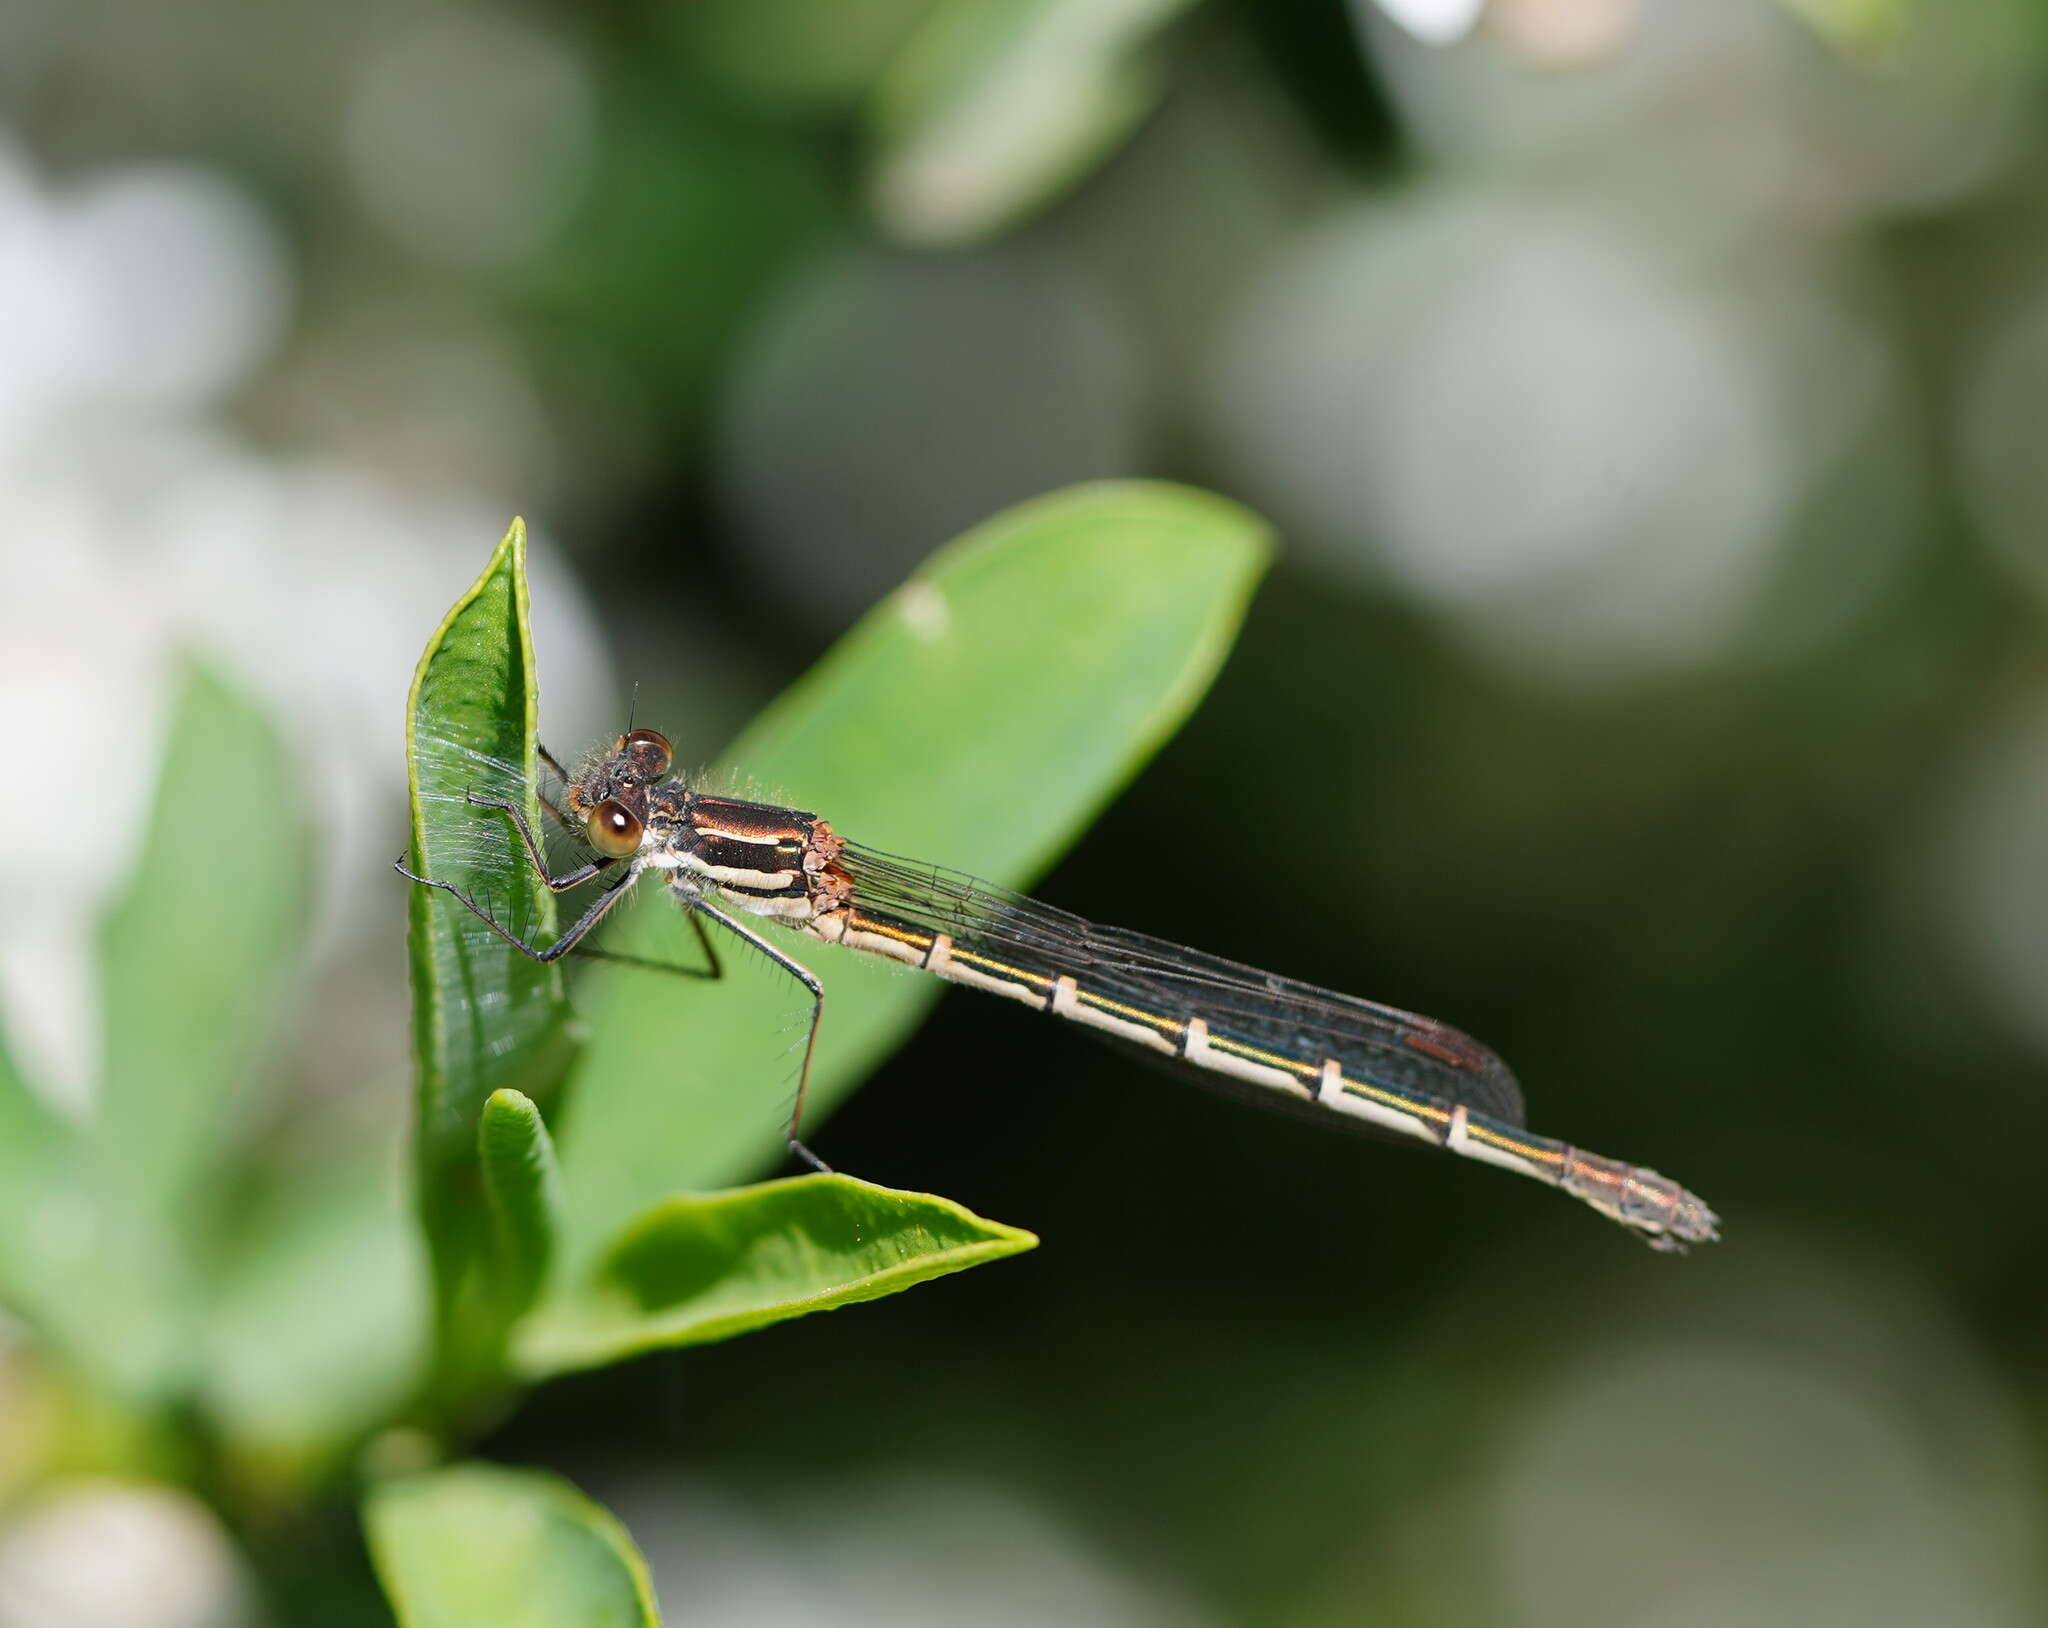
[14,0,2048,1622]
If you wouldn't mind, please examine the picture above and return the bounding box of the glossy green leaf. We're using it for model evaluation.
[518,1175,1035,1375]
[366,1462,661,1628]
[867,0,1194,245]
[405,520,578,1387]
[554,479,1269,1272]
[479,1090,562,1326]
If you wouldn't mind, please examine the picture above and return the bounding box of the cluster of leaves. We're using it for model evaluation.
[0,483,1266,1622]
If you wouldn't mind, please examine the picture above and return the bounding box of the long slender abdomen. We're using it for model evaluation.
[800,902,1718,1251]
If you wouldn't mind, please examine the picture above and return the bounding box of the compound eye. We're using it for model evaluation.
[621,727,673,777]
[587,799,643,858]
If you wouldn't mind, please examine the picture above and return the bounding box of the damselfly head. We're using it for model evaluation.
[563,727,676,825]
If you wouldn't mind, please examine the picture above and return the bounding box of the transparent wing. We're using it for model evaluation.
[839,843,1527,1127]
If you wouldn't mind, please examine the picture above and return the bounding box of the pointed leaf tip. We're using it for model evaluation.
[519,1174,1036,1376]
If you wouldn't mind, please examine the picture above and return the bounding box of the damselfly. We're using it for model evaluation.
[399,728,1719,1251]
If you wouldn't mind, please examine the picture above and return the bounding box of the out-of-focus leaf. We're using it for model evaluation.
[1773,0,1909,55]
[80,660,307,1398]
[517,1175,1035,1376]
[366,1462,661,1628]
[671,0,942,117]
[202,1117,426,1489]
[867,0,1194,245]
[529,92,831,440]
[554,480,1269,1272]
[0,1022,89,1365]
[479,1089,562,1327]
[405,520,577,1390]
[97,661,306,1227]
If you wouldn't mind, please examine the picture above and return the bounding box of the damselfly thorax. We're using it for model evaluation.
[400,728,1720,1252]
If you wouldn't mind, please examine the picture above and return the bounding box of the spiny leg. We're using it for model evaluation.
[538,789,577,837]
[524,745,654,908]
[569,913,724,981]
[465,792,614,893]
[534,744,580,835]
[393,855,642,961]
[692,897,830,1173]
[438,787,722,978]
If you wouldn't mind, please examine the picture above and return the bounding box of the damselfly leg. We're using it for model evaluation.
[687,896,831,1173]
[562,919,723,982]
[534,744,580,835]
[395,849,640,963]
[464,791,617,893]
[537,742,574,786]
[401,789,822,1165]
[458,789,724,979]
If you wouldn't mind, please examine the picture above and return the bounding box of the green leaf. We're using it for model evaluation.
[479,1090,562,1326]
[867,0,1195,245]
[517,1174,1036,1375]
[366,1462,661,1628]
[202,1116,427,1488]
[0,1018,86,1356]
[405,520,578,1391]
[97,659,307,1226]
[79,659,308,1398]
[554,479,1269,1273]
